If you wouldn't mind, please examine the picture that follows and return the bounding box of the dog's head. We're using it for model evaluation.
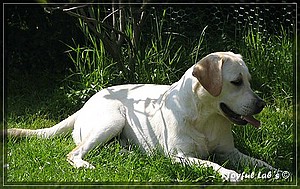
[192,52,265,128]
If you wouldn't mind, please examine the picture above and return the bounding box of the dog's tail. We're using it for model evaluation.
[7,111,80,138]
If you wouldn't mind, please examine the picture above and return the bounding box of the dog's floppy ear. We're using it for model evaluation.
[192,54,223,97]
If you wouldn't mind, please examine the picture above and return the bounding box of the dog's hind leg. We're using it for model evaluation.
[67,106,126,169]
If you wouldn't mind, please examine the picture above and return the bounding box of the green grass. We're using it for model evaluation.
[6,137,222,184]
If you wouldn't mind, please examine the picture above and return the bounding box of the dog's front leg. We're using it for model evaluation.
[218,148,275,171]
[173,155,242,182]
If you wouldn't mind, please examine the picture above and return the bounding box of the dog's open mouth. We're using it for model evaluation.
[220,103,261,128]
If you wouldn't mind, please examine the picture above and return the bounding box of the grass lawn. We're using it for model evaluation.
[4,70,295,186]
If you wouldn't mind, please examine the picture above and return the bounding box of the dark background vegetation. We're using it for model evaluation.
[5,3,295,74]
[5,3,296,104]
[5,5,79,74]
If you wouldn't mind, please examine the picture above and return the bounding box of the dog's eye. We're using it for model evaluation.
[231,79,243,86]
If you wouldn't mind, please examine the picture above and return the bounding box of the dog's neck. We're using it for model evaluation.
[170,67,231,127]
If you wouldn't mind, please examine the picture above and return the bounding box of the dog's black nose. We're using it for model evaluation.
[256,99,266,113]
[257,99,266,109]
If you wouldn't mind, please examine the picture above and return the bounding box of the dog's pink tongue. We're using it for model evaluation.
[242,116,261,128]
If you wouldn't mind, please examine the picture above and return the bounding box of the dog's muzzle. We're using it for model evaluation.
[220,99,265,128]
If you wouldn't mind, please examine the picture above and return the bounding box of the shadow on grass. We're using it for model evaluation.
[6,70,79,122]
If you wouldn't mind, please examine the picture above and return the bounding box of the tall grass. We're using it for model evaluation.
[64,7,207,105]
[238,26,293,103]
[64,40,117,105]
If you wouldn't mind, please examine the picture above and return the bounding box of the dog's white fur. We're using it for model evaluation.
[8,52,275,182]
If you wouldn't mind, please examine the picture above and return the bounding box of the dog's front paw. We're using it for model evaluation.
[73,159,95,169]
[67,154,95,169]
[220,168,242,182]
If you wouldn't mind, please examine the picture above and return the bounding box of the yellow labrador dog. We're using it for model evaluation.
[8,52,275,182]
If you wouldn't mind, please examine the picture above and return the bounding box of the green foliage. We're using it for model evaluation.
[238,26,293,103]
[64,40,117,105]
[64,7,207,106]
